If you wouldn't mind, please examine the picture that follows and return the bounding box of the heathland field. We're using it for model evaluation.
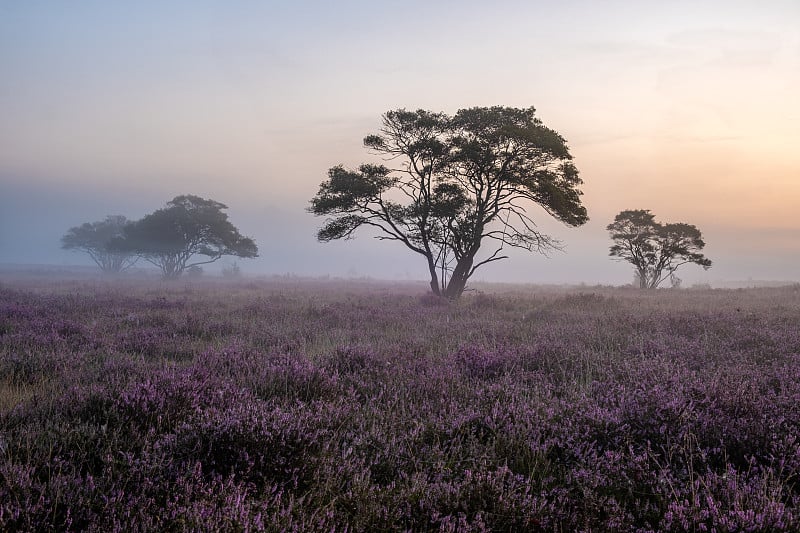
[1,278,799,531]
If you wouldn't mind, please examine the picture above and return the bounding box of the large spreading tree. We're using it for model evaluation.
[122,195,258,279]
[309,106,588,299]
[61,215,138,274]
[607,209,712,289]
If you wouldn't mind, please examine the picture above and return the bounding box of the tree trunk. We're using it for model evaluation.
[646,269,661,289]
[426,254,441,296]
[443,255,474,299]
[638,269,649,289]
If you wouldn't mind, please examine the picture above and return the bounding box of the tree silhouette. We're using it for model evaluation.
[61,215,137,273]
[607,209,711,289]
[122,195,258,279]
[310,107,588,299]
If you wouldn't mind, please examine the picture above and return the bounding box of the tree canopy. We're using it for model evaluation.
[310,106,588,299]
[607,209,712,289]
[122,195,258,279]
[61,215,137,273]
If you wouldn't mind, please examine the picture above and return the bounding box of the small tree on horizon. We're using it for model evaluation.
[309,106,588,299]
[121,195,258,279]
[61,215,138,274]
[607,209,711,289]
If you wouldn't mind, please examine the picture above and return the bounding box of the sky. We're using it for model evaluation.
[1,0,798,285]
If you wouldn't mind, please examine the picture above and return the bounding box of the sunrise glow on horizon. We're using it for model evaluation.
[1,0,798,284]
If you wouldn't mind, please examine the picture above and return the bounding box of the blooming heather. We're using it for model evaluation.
[1,280,799,531]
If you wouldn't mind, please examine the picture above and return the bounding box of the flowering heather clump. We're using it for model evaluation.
[1,279,799,530]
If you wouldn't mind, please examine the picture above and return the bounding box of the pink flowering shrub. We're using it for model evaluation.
[1,281,799,530]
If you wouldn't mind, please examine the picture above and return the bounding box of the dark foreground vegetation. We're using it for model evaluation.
[1,278,799,531]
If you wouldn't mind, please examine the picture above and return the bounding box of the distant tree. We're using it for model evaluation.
[122,195,258,279]
[61,215,137,273]
[222,261,242,279]
[186,265,204,278]
[309,106,588,299]
[607,209,711,289]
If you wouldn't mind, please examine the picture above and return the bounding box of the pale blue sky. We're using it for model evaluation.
[2,1,799,284]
